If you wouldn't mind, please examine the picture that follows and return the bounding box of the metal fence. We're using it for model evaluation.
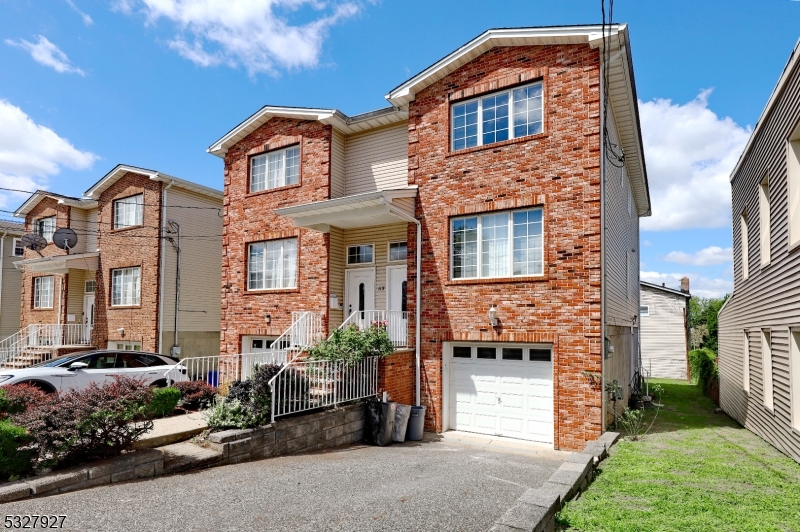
[269,356,380,422]
[339,310,409,348]
[0,324,93,367]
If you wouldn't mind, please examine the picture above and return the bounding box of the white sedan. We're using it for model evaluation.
[0,350,181,393]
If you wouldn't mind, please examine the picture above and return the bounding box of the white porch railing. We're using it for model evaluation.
[0,324,93,367]
[339,310,409,348]
[269,356,380,422]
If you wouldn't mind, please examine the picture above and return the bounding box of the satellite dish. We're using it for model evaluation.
[53,228,78,251]
[20,233,47,255]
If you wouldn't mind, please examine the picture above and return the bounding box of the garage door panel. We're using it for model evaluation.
[449,343,553,444]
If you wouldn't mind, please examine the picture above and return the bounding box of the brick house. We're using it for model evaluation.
[210,25,650,450]
[3,165,222,366]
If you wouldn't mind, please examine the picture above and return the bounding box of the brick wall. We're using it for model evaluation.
[407,44,603,450]
[221,118,332,354]
[378,350,415,405]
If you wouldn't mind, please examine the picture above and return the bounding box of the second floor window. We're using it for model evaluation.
[248,238,298,290]
[33,276,54,308]
[451,208,543,279]
[111,267,141,306]
[36,216,56,242]
[114,194,143,229]
[451,81,543,151]
[250,146,300,193]
[13,238,23,256]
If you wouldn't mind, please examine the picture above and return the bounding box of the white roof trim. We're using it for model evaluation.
[83,165,222,200]
[13,192,97,218]
[14,252,100,274]
[208,106,408,158]
[640,281,691,298]
[730,38,800,182]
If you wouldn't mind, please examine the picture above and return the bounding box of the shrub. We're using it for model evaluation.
[174,380,218,410]
[0,384,51,419]
[308,323,395,365]
[205,397,258,430]
[146,387,181,418]
[689,348,718,386]
[619,407,646,441]
[0,420,33,480]
[14,376,153,469]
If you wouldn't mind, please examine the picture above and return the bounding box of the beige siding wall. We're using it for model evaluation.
[328,227,345,331]
[161,187,222,358]
[65,269,89,325]
[341,223,408,313]
[640,287,688,379]
[0,234,23,338]
[85,209,98,252]
[603,107,641,397]
[344,123,408,196]
[719,54,800,463]
[331,129,346,199]
[69,208,90,254]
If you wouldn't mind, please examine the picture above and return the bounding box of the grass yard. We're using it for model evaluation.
[557,380,800,532]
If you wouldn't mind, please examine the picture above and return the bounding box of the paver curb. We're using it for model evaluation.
[488,432,620,532]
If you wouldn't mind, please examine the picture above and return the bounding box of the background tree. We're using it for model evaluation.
[689,295,729,353]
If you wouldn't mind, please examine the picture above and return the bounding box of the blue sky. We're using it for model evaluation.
[1,0,799,297]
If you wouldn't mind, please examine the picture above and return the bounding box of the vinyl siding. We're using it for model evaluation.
[85,209,98,252]
[65,269,89,324]
[331,129,346,199]
[161,188,222,349]
[328,227,345,331]
[69,208,90,254]
[0,234,23,338]
[719,52,800,463]
[640,286,688,379]
[344,123,408,196]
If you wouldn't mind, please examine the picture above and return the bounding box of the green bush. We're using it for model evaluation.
[689,348,718,386]
[0,420,33,480]
[308,323,395,365]
[146,387,181,418]
[205,397,258,430]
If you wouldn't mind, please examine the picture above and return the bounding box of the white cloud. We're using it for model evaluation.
[120,0,361,75]
[641,270,732,299]
[0,100,98,209]
[662,246,732,266]
[66,0,94,25]
[5,36,85,75]
[639,90,750,231]
[643,240,652,247]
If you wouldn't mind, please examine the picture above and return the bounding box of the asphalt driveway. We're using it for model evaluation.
[1,432,568,532]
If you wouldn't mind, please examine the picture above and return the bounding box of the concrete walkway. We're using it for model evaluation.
[133,412,208,449]
[3,433,569,532]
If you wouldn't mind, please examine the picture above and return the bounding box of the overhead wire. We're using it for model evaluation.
[601,0,626,169]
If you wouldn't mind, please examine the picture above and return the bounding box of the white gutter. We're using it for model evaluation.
[599,48,608,432]
[383,200,422,407]
[0,232,7,321]
[157,180,174,354]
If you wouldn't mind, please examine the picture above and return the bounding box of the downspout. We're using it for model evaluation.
[0,232,7,323]
[157,180,174,354]
[599,49,607,432]
[169,220,182,354]
[383,200,422,407]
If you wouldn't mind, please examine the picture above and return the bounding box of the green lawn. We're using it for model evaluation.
[557,380,800,532]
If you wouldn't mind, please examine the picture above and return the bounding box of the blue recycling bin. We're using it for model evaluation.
[207,370,219,387]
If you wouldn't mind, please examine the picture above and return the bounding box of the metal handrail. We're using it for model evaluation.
[0,324,93,367]
[338,310,409,348]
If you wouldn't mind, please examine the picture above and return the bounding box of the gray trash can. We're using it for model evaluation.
[406,405,426,441]
[393,404,412,442]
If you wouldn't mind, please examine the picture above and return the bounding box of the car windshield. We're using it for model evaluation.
[28,353,87,368]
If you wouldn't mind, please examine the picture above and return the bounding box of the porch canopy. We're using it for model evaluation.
[14,252,99,274]
[275,188,418,232]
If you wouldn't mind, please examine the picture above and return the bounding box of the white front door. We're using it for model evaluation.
[82,294,95,342]
[345,268,375,318]
[386,266,408,345]
[448,343,554,444]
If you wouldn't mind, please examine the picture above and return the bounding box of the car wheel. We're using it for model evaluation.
[19,381,56,394]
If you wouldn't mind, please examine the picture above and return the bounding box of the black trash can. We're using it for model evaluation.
[406,405,426,441]
[364,400,397,446]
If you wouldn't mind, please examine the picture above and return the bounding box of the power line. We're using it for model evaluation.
[601,0,625,169]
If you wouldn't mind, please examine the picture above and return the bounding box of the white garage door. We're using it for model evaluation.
[448,343,553,444]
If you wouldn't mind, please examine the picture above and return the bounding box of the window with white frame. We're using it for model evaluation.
[35,216,56,242]
[347,244,374,265]
[388,242,407,262]
[759,176,770,266]
[12,238,23,257]
[113,194,143,229]
[788,128,800,248]
[250,145,300,193]
[790,329,800,430]
[451,208,543,279]
[740,212,749,280]
[85,280,96,293]
[111,267,141,306]
[248,238,297,290]
[762,329,774,410]
[33,276,54,308]
[743,331,750,393]
[451,82,543,151]
[639,305,649,317]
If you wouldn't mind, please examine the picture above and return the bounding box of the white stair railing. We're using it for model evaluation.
[0,324,93,367]
[338,310,409,348]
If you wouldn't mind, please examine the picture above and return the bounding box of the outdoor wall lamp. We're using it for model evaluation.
[117,327,125,338]
[488,305,498,327]
[265,314,271,324]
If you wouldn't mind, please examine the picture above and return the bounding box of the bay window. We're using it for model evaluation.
[451,208,543,279]
[248,238,298,290]
[250,145,300,192]
[451,81,543,151]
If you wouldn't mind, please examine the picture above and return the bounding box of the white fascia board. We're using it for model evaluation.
[84,165,159,199]
[730,38,800,182]
[13,192,95,217]
[150,173,223,201]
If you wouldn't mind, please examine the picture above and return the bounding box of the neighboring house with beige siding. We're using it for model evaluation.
[1,165,222,369]
[640,280,690,380]
[719,38,800,464]
[0,221,25,340]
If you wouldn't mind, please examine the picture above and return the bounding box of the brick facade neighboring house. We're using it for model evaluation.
[6,165,222,366]
[210,25,650,450]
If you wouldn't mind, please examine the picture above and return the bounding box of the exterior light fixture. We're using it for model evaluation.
[488,305,498,327]
[117,327,125,338]
[265,314,271,324]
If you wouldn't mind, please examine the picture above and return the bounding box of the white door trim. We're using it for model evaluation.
[385,265,407,311]
[344,267,376,316]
